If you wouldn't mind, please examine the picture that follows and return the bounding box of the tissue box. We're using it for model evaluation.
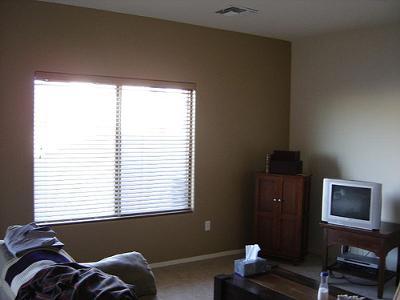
[234,258,269,277]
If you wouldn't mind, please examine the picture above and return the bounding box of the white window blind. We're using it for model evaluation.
[34,73,195,224]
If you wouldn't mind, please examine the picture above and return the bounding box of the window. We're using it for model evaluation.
[34,72,195,224]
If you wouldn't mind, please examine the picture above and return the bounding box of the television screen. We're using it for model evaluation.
[330,184,371,221]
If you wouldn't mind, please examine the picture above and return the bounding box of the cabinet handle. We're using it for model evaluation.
[273,198,277,202]
[278,199,282,202]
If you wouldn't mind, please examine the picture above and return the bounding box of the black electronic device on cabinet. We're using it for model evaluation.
[269,150,303,175]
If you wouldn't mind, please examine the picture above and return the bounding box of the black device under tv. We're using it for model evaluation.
[336,250,379,270]
[332,247,382,283]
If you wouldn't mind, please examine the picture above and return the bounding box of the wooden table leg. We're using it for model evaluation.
[377,253,386,299]
[214,274,231,300]
[322,228,328,271]
[397,247,400,285]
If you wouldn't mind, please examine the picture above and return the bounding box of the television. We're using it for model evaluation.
[321,178,382,230]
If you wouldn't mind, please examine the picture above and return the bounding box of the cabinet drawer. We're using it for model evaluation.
[327,229,382,253]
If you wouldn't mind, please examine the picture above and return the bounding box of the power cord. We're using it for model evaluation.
[330,271,377,286]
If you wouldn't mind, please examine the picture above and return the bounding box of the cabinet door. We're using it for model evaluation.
[255,175,282,254]
[278,176,304,258]
[256,215,274,255]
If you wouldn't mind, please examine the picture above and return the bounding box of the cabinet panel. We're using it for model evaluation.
[257,176,281,213]
[281,176,302,216]
[256,215,275,254]
[279,216,301,257]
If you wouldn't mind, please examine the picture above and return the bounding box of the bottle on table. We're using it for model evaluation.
[318,271,329,300]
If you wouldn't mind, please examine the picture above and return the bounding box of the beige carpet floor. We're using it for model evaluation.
[152,254,397,300]
[152,254,242,300]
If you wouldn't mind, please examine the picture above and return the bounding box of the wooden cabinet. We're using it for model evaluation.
[254,173,311,261]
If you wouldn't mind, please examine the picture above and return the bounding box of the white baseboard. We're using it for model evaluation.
[150,249,244,269]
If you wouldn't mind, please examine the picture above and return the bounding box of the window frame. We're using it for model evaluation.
[33,71,196,225]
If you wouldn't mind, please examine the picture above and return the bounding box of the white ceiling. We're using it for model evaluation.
[39,0,400,41]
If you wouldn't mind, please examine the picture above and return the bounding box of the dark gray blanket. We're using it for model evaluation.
[16,263,138,300]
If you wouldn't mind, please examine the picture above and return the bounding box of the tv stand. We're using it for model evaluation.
[320,221,400,299]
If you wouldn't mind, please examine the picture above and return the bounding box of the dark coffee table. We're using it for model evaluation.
[214,267,369,300]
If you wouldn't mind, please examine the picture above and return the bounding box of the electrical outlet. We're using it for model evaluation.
[204,220,211,232]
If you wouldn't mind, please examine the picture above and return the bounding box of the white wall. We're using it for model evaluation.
[290,23,400,268]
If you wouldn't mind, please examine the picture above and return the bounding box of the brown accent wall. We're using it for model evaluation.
[0,0,290,262]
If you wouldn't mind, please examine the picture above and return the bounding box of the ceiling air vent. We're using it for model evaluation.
[215,6,258,16]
